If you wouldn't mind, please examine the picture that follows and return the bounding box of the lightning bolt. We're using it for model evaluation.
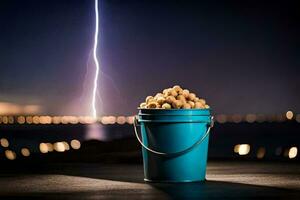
[92,0,100,119]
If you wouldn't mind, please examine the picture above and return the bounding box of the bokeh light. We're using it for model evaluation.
[116,116,126,125]
[33,116,40,124]
[2,116,8,124]
[26,116,33,124]
[63,141,70,151]
[39,143,48,153]
[0,138,9,147]
[54,142,65,152]
[286,111,293,120]
[5,150,16,160]
[232,114,242,123]
[70,139,81,150]
[238,144,250,155]
[8,116,14,124]
[47,143,54,152]
[245,114,256,123]
[52,116,61,124]
[39,116,52,124]
[126,116,134,124]
[216,114,227,123]
[288,147,298,159]
[256,147,266,159]
[233,144,240,153]
[69,116,79,124]
[17,116,26,124]
[21,148,30,157]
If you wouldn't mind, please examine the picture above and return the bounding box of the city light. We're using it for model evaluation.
[234,144,251,155]
[52,116,61,124]
[0,138,9,147]
[215,114,227,123]
[8,116,14,124]
[245,114,256,123]
[5,150,16,160]
[17,116,26,124]
[1,116,8,124]
[232,114,242,123]
[234,144,240,153]
[286,111,294,120]
[116,116,126,125]
[33,116,40,124]
[26,116,33,124]
[256,147,266,159]
[126,116,135,124]
[39,116,52,124]
[238,144,250,155]
[53,142,65,152]
[288,147,298,159]
[1,113,299,126]
[63,141,70,151]
[21,148,30,157]
[47,143,54,152]
[39,143,48,153]
[70,139,81,150]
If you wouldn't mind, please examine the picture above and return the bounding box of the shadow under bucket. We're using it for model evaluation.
[134,109,213,183]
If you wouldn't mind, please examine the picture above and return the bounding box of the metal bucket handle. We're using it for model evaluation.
[133,115,214,157]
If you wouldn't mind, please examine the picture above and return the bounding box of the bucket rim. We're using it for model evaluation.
[137,108,211,111]
[137,108,211,116]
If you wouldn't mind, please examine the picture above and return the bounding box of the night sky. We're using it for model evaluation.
[0,0,299,115]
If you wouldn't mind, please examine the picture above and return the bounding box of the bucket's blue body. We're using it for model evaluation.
[137,109,212,182]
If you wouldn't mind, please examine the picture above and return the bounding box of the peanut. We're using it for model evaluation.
[182,89,189,98]
[169,89,178,97]
[188,93,196,101]
[172,100,183,109]
[157,96,165,105]
[140,102,147,108]
[162,103,171,109]
[147,101,158,108]
[146,96,154,103]
[188,101,195,108]
[165,96,176,104]
[195,102,205,109]
[173,85,183,94]
[154,93,164,99]
[198,98,206,105]
[163,88,172,97]
[183,103,191,109]
[177,95,186,102]
[139,85,210,110]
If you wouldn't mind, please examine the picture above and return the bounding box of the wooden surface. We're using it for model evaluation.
[0,161,299,199]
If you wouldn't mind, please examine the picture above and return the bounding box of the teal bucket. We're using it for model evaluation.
[134,109,213,183]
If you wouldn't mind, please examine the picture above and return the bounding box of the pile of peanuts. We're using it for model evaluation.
[139,85,210,109]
